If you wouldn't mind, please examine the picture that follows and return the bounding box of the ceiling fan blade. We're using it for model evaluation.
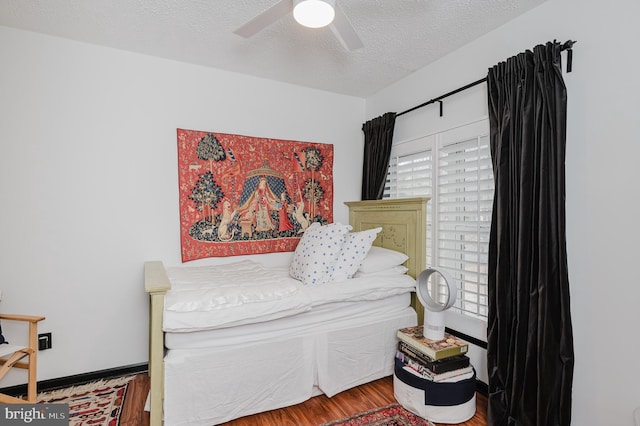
[233,0,293,38]
[329,2,364,51]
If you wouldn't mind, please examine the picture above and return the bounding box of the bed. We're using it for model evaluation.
[144,197,428,425]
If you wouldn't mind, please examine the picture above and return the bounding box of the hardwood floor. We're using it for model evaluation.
[122,373,487,425]
[120,374,151,426]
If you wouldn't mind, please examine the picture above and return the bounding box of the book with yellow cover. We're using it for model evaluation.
[396,326,469,360]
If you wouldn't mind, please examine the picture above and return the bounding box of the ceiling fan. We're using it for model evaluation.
[233,0,364,51]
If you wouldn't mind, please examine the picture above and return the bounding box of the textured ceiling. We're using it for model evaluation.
[0,0,547,97]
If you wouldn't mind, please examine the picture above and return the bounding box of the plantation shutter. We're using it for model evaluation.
[385,149,434,264]
[384,120,492,321]
[437,134,492,319]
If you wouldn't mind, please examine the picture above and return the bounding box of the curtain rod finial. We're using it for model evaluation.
[562,40,576,73]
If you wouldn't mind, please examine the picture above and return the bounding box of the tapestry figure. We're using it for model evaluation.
[278,192,294,232]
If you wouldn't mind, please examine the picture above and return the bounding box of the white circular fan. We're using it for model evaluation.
[416,268,457,341]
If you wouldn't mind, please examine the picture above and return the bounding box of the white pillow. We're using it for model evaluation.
[289,222,352,285]
[332,227,382,281]
[352,265,409,278]
[358,246,409,274]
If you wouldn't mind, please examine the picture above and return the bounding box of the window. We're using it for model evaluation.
[384,119,492,321]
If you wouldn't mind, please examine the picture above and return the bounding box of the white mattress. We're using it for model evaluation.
[165,292,411,349]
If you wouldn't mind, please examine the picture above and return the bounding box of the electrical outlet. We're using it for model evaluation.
[38,333,52,351]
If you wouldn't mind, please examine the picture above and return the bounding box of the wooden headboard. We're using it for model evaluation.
[345,197,429,323]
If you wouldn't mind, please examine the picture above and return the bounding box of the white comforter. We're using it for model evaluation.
[163,260,415,332]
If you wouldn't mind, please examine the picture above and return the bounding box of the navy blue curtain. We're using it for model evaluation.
[361,112,396,200]
[486,41,574,425]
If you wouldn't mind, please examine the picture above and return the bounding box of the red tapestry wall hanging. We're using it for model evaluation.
[177,129,334,262]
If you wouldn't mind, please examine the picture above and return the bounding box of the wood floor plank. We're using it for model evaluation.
[120,374,150,426]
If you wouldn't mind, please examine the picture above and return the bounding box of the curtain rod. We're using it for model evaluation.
[396,39,576,118]
[396,77,486,117]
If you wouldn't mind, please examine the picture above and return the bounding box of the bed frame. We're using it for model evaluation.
[144,197,428,425]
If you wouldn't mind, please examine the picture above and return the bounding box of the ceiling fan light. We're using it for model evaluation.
[293,0,336,29]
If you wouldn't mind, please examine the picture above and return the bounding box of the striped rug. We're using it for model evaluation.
[36,375,135,425]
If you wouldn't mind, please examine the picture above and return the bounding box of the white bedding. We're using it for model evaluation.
[164,261,311,332]
[303,271,416,305]
[165,292,412,349]
[163,260,415,333]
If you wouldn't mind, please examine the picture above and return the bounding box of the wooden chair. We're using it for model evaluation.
[0,314,45,403]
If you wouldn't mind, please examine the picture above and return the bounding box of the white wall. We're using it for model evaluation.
[3,1,639,422]
[367,0,640,424]
[0,26,365,385]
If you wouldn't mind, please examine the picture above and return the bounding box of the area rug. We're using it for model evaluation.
[321,403,435,426]
[36,375,135,425]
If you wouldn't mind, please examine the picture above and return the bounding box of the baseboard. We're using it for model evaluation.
[0,362,148,397]
[445,327,488,350]
[445,327,488,396]
[475,379,488,396]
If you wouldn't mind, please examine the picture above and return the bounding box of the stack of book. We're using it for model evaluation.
[396,325,473,383]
